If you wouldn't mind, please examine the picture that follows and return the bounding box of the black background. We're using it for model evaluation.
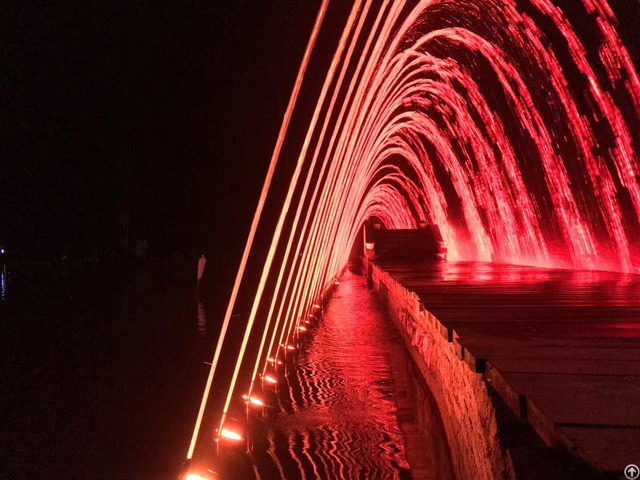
[2,0,639,263]
[2,1,321,261]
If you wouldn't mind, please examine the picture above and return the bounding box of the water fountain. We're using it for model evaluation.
[187,1,640,476]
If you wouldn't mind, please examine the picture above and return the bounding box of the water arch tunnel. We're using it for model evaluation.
[184,0,640,478]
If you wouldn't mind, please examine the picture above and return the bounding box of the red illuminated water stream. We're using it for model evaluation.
[187,0,640,471]
[323,0,640,273]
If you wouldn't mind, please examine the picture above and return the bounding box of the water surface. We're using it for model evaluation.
[223,271,414,480]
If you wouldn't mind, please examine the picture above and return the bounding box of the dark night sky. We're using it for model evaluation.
[2,1,322,260]
[3,1,639,262]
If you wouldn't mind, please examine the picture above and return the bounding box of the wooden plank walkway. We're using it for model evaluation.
[374,260,640,473]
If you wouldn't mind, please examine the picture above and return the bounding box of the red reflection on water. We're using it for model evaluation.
[229,272,425,480]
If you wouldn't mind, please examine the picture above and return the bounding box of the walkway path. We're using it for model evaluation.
[376,260,640,473]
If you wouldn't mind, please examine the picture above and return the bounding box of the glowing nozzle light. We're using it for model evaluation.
[242,394,266,407]
[186,474,211,480]
[264,375,278,384]
[297,326,307,332]
[219,428,243,441]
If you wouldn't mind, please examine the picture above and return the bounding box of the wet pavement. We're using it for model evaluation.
[374,260,640,473]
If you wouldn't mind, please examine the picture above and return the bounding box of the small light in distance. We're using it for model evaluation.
[264,375,278,384]
[334,281,339,286]
[313,304,321,310]
[267,357,283,365]
[219,428,243,441]
[297,326,307,332]
[286,345,295,351]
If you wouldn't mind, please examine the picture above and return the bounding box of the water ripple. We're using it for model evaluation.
[252,272,412,480]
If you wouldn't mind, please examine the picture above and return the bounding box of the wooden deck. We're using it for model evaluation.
[374,261,640,473]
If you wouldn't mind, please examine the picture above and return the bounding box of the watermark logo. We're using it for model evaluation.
[625,464,639,480]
